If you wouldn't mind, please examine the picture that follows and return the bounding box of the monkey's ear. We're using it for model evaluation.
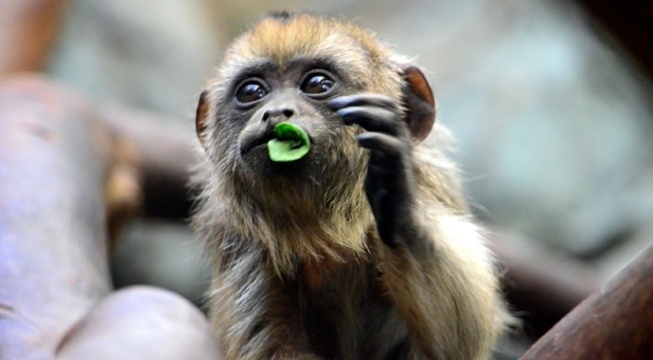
[401,66,435,142]
[196,90,210,147]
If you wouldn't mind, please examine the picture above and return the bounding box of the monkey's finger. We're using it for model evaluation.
[368,149,386,172]
[367,151,385,190]
[336,107,400,136]
[328,94,396,111]
[365,171,383,205]
[356,132,406,159]
[366,183,387,221]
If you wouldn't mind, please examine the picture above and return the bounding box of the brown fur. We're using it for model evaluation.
[192,12,509,360]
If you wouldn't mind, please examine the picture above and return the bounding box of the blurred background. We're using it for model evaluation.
[3,0,652,358]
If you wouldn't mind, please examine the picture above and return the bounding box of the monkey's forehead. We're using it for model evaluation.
[245,15,372,63]
[214,14,402,95]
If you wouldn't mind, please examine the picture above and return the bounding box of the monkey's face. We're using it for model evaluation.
[232,63,359,171]
[197,15,407,212]
[223,61,367,208]
[197,15,408,211]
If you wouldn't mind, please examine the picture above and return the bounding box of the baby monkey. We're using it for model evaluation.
[192,11,508,360]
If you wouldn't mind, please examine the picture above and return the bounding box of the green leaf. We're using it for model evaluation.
[268,122,311,162]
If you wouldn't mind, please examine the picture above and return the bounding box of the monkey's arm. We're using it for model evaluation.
[329,94,420,248]
[330,94,500,359]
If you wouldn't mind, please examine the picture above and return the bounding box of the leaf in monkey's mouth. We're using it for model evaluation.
[268,122,311,162]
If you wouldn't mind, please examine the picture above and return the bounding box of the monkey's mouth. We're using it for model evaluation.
[239,130,276,156]
[240,127,314,158]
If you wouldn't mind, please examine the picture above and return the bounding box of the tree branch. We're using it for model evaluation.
[520,244,653,359]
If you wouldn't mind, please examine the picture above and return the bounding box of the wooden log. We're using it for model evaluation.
[0,75,113,359]
[56,286,221,360]
[520,244,653,359]
[0,75,220,359]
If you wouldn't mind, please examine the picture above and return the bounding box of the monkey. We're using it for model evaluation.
[191,11,510,360]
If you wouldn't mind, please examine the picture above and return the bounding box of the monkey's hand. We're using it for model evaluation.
[329,94,417,249]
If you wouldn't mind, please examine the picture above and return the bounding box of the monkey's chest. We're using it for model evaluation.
[299,263,409,359]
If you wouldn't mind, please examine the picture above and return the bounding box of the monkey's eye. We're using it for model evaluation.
[300,72,335,97]
[235,80,268,104]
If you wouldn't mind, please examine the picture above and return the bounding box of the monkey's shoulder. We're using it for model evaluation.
[411,141,468,215]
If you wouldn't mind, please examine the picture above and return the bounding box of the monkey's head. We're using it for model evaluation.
[196,12,435,221]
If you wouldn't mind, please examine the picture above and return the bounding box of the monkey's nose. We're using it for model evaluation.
[262,107,295,122]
